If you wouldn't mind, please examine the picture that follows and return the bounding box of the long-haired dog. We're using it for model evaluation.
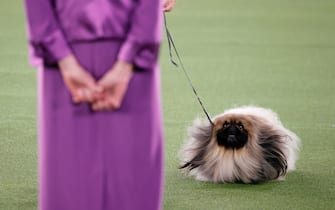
[180,106,300,183]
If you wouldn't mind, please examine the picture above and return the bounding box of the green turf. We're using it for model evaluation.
[1,0,335,209]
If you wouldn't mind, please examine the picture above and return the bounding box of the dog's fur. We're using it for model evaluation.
[180,106,300,183]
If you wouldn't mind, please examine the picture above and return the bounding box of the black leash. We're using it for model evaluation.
[163,13,214,126]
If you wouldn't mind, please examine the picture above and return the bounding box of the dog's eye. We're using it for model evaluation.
[237,122,244,130]
[223,121,230,128]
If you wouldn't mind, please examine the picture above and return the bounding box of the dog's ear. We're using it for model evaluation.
[179,118,213,170]
[188,118,213,142]
[258,130,288,179]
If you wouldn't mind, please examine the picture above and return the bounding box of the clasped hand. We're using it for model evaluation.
[59,55,133,111]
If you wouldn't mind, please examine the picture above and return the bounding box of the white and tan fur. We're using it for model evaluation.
[180,106,300,183]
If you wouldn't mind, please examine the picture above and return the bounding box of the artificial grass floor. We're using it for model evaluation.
[1,0,335,209]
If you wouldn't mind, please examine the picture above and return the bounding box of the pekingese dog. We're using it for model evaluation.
[180,106,300,183]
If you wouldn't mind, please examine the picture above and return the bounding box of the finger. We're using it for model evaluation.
[75,88,92,103]
[103,96,118,110]
[76,85,100,103]
[72,95,81,104]
[92,100,110,111]
[110,84,127,109]
[73,89,85,103]
[92,101,103,111]
[104,99,116,111]
[69,87,81,103]
[83,88,95,102]
[163,0,175,12]
[63,81,82,103]
[80,72,103,102]
[91,85,105,102]
[93,85,104,93]
[93,91,117,111]
[164,4,174,12]
[164,5,172,12]
[91,92,104,102]
[96,94,117,111]
[66,73,92,103]
[109,97,121,109]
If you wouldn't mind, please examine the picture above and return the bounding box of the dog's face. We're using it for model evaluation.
[214,115,250,149]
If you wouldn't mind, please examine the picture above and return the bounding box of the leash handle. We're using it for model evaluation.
[163,13,214,126]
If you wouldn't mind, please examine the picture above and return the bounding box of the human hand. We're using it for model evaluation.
[92,61,134,111]
[58,55,103,103]
[163,0,176,12]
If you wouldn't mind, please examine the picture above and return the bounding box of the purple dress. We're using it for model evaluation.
[24,0,163,209]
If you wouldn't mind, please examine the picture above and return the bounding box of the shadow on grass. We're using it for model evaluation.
[174,167,334,196]
[181,175,282,192]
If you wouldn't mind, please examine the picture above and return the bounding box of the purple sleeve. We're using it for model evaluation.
[117,0,163,70]
[24,0,71,66]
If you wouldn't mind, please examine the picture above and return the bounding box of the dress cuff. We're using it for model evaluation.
[30,30,71,66]
[118,40,159,71]
[117,40,141,65]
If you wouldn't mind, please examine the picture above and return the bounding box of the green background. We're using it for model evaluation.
[1,0,334,209]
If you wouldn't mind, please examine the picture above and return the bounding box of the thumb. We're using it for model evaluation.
[81,72,103,92]
[98,75,116,90]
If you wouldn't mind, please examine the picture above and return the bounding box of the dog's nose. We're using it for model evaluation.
[227,135,236,142]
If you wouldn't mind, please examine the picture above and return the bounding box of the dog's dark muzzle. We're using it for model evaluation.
[216,126,248,149]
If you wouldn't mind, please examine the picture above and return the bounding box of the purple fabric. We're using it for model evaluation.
[24,0,164,209]
[38,41,163,210]
[24,0,162,70]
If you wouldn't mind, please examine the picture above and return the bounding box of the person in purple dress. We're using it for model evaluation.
[24,0,176,209]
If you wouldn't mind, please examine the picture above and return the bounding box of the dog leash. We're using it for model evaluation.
[163,13,214,126]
